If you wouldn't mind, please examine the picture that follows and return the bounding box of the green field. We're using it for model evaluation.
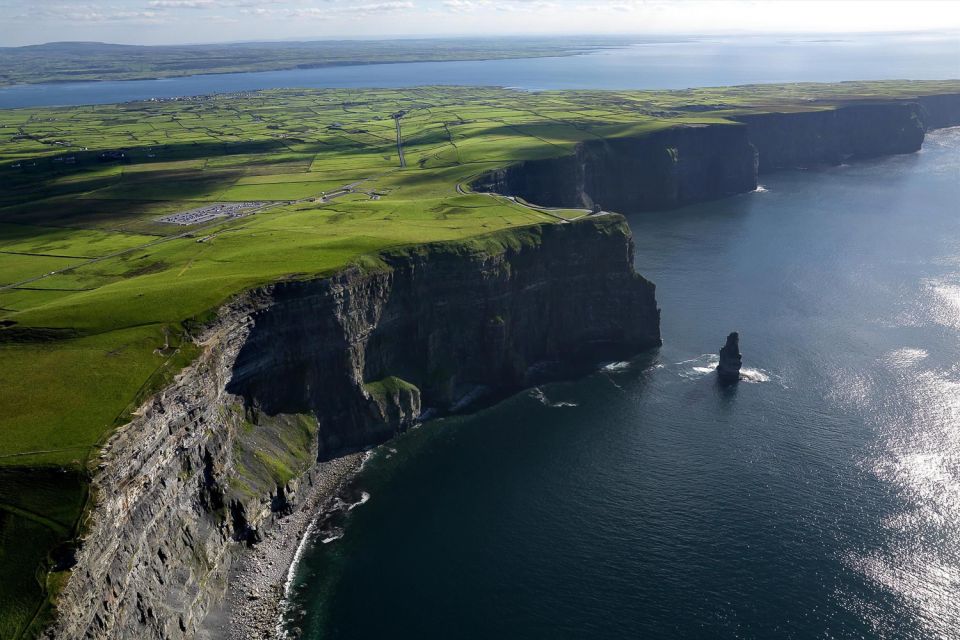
[1,80,959,637]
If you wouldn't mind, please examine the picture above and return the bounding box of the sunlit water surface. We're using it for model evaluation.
[283,129,960,639]
[1,33,958,108]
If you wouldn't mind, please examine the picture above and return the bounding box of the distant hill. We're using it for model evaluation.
[0,36,643,86]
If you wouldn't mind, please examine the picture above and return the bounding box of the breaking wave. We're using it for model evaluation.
[530,387,578,408]
[676,354,774,384]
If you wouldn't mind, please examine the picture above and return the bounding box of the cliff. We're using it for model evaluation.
[913,93,960,130]
[472,123,758,212]
[473,99,960,212]
[48,215,660,639]
[734,102,926,173]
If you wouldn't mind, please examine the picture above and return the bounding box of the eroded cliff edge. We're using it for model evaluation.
[472,98,960,212]
[48,215,660,639]
[472,123,759,212]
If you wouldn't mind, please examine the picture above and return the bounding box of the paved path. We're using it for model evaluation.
[456,181,608,223]
[395,116,406,168]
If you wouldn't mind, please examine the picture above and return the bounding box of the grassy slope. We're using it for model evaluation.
[0,80,959,637]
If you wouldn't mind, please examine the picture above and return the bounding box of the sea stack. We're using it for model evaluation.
[717,332,742,382]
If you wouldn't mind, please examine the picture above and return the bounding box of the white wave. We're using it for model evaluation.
[282,517,317,603]
[739,367,770,383]
[675,354,718,366]
[603,374,625,391]
[321,532,344,544]
[529,387,578,408]
[358,449,375,471]
[347,491,371,511]
[677,354,719,379]
[677,354,774,384]
[602,361,631,372]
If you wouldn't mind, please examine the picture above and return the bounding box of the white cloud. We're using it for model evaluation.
[147,0,214,8]
[290,2,415,18]
[2,0,957,45]
[442,0,488,11]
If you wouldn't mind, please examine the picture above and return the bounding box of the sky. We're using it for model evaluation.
[1,0,959,47]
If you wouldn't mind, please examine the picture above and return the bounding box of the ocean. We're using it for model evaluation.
[1,32,957,108]
[283,128,960,639]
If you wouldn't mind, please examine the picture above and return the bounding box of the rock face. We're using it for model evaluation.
[912,93,960,130]
[717,332,742,383]
[472,123,758,212]
[49,215,661,640]
[735,102,926,173]
[473,100,959,213]
[226,215,661,457]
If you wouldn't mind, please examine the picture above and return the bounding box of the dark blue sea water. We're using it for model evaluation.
[1,32,958,108]
[283,128,960,639]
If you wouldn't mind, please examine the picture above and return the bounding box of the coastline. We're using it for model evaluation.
[201,452,365,640]
[0,50,596,91]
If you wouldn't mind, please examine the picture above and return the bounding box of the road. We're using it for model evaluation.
[395,116,406,168]
[456,181,608,223]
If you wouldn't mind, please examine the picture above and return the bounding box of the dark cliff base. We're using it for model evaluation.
[473,96,960,213]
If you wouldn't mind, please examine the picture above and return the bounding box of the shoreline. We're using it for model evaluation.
[201,452,365,640]
[0,50,599,92]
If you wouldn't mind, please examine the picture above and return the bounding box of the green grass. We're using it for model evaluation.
[364,376,420,402]
[1,80,959,637]
[0,468,86,639]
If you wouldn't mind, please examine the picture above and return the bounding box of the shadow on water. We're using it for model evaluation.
[714,375,740,405]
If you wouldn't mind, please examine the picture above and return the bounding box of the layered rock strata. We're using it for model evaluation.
[49,215,661,639]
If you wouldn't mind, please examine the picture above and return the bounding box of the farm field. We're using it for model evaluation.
[1,80,959,637]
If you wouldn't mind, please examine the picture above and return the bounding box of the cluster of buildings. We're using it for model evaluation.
[158,201,267,225]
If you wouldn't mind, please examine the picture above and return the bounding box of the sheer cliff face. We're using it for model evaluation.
[473,101,940,212]
[735,102,926,173]
[50,216,660,640]
[472,124,758,212]
[914,93,960,130]
[228,216,660,457]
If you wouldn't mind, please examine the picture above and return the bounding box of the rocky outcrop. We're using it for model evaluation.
[472,123,758,213]
[48,215,660,639]
[735,102,926,173]
[717,332,742,383]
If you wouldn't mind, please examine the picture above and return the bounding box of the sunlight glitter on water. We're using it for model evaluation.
[848,352,960,638]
